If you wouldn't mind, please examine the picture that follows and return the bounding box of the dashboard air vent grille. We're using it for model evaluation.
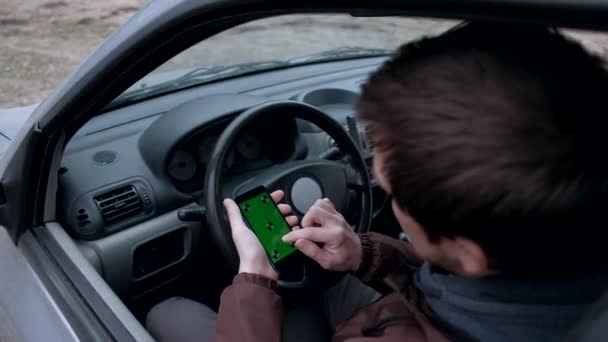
[94,185,143,225]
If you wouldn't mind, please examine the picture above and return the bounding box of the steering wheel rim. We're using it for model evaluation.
[204,100,372,290]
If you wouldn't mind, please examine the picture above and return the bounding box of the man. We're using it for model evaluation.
[147,22,608,341]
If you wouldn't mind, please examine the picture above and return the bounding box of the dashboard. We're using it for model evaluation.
[57,56,385,295]
[166,113,302,192]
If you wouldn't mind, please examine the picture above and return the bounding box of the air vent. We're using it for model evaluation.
[94,185,143,225]
[92,150,118,165]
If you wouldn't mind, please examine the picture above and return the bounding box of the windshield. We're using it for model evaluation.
[114,15,458,105]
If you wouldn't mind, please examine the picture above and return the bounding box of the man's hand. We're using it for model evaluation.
[223,190,299,281]
[282,198,362,272]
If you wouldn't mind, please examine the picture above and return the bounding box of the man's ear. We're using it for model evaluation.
[451,238,493,277]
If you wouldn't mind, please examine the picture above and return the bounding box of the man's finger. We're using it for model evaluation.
[301,204,324,227]
[223,199,244,230]
[294,239,327,265]
[285,215,299,227]
[282,227,333,244]
[278,203,292,215]
[319,198,336,211]
[271,190,285,204]
[301,204,338,228]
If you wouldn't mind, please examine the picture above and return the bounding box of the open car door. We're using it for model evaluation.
[0,228,78,341]
[1,1,608,341]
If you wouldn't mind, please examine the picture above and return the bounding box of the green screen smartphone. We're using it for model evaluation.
[235,186,300,272]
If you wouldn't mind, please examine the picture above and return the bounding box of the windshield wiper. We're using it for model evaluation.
[112,47,390,107]
[115,60,289,104]
[287,46,390,64]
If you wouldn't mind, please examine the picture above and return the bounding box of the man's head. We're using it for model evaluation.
[358,22,608,278]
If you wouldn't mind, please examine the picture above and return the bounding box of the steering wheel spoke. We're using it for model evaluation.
[345,164,366,191]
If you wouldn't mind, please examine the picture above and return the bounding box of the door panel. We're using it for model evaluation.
[0,228,78,342]
[41,222,154,341]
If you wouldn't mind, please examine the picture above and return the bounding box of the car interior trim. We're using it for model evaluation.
[0,229,78,342]
[77,205,201,295]
[20,230,112,342]
[37,222,153,341]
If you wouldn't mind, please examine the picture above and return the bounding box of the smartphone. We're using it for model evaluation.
[235,186,300,273]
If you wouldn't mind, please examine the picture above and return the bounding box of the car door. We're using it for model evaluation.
[0,228,78,342]
[1,1,607,341]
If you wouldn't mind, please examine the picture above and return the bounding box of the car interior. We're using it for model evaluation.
[31,12,608,341]
[50,15,447,333]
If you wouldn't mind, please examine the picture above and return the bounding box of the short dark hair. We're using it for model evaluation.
[358,22,608,277]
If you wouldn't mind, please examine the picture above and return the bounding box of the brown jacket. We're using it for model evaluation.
[214,233,451,342]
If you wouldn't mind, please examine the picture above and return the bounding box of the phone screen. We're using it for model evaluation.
[236,187,298,264]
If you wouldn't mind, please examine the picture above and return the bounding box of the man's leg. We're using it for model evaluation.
[279,276,380,341]
[323,275,383,330]
[146,297,217,342]
[147,296,329,342]
[145,276,380,341]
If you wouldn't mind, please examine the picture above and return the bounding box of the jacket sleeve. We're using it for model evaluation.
[214,273,283,342]
[354,232,423,291]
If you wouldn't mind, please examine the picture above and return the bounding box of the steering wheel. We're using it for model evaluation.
[204,101,372,290]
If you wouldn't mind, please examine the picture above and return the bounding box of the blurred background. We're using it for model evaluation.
[2,0,608,109]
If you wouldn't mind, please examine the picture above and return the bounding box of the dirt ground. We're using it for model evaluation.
[2,1,608,109]
[0,0,146,107]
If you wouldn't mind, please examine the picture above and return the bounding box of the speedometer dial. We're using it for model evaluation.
[236,133,262,160]
[168,150,198,182]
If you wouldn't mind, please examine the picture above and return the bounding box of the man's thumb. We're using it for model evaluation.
[223,198,243,226]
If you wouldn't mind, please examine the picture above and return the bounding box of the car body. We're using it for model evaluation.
[2,1,608,341]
